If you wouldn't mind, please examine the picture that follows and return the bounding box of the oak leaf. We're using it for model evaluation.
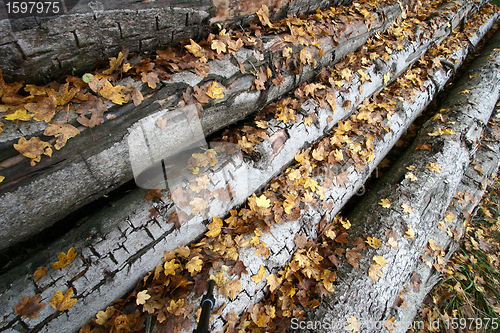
[14,137,52,166]
[43,122,80,150]
[49,287,77,311]
[53,247,77,269]
[14,294,46,319]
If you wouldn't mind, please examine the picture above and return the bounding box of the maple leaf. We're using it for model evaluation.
[53,247,77,269]
[206,216,223,238]
[373,256,387,267]
[103,51,124,75]
[368,262,384,282]
[385,230,398,249]
[266,274,282,293]
[405,172,418,181]
[141,71,160,89]
[211,39,226,54]
[15,294,46,319]
[136,290,151,305]
[3,108,34,121]
[220,279,241,300]
[49,287,77,311]
[347,316,360,332]
[186,256,203,276]
[76,95,107,128]
[164,259,180,276]
[206,81,224,99]
[336,170,350,187]
[404,223,415,239]
[255,194,271,208]
[25,95,57,122]
[346,248,362,267]
[401,203,413,213]
[426,163,442,173]
[230,260,248,278]
[33,267,47,282]
[189,197,208,215]
[366,236,381,249]
[185,39,202,57]
[99,80,126,104]
[444,211,455,223]
[43,122,80,150]
[14,137,52,166]
[340,68,353,81]
[174,245,190,258]
[251,265,266,283]
[379,198,391,208]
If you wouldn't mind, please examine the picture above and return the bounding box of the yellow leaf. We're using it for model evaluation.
[401,203,413,213]
[49,288,77,311]
[373,256,387,267]
[405,172,418,181]
[205,216,223,238]
[210,272,227,287]
[3,108,34,121]
[0,175,4,183]
[96,307,115,325]
[99,80,126,104]
[256,5,275,28]
[444,211,455,223]
[103,52,124,75]
[186,256,203,276]
[368,262,384,282]
[164,259,180,276]
[52,247,77,269]
[206,81,224,99]
[136,290,151,305]
[255,194,271,208]
[185,38,203,57]
[341,219,351,230]
[43,122,80,150]
[366,236,381,249]
[251,265,266,283]
[304,116,313,126]
[33,267,47,282]
[379,198,391,208]
[14,137,52,166]
[266,274,282,293]
[458,89,470,95]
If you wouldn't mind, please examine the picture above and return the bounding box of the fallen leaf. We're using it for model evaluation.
[164,259,180,276]
[425,163,442,173]
[401,203,413,214]
[373,255,387,267]
[14,294,46,319]
[206,81,224,99]
[49,288,77,311]
[379,198,391,208]
[211,39,227,54]
[404,224,415,239]
[185,39,203,57]
[220,279,241,299]
[25,95,57,122]
[251,265,266,283]
[255,194,271,208]
[368,262,384,282]
[76,95,107,128]
[96,307,115,325]
[14,137,53,166]
[206,216,223,238]
[266,274,282,293]
[99,80,126,104]
[141,72,160,89]
[366,236,381,249]
[136,290,151,305]
[186,256,203,276]
[43,122,80,150]
[53,247,77,269]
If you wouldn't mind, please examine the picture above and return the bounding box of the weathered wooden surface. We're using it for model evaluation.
[0,0,405,250]
[301,26,500,332]
[0,1,495,332]
[0,0,346,84]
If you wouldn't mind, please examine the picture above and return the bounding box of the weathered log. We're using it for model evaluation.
[301,26,500,333]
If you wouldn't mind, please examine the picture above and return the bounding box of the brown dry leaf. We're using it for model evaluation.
[144,188,163,200]
[141,71,160,89]
[52,247,77,269]
[103,51,124,75]
[230,260,248,278]
[49,288,77,311]
[385,230,398,249]
[346,248,362,267]
[100,80,126,105]
[266,274,282,293]
[256,5,274,28]
[14,137,52,166]
[33,267,48,282]
[415,143,431,151]
[130,86,144,106]
[336,169,350,188]
[220,279,241,300]
[25,95,57,122]
[76,96,107,128]
[251,265,266,283]
[368,262,384,282]
[206,81,224,99]
[14,294,46,319]
[43,122,80,150]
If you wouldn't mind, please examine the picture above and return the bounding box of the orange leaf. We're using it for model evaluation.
[14,137,52,166]
[52,247,77,269]
[43,122,80,150]
[49,288,77,311]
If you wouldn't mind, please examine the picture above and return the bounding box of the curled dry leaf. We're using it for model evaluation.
[33,267,48,282]
[76,95,106,128]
